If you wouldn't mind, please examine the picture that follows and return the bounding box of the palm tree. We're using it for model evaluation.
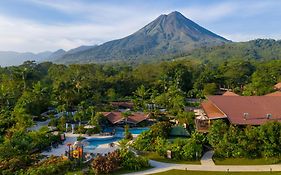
[121,111,132,124]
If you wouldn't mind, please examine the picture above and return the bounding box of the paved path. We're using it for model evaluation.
[41,133,77,156]
[124,151,281,175]
[28,119,51,131]
[200,150,215,166]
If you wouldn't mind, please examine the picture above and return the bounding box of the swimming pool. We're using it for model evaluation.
[84,136,122,148]
[104,127,149,135]
[84,127,149,152]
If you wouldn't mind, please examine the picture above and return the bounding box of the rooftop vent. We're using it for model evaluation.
[266,113,272,119]
[243,113,249,120]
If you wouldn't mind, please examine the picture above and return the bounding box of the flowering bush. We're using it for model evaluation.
[92,149,149,174]
[92,151,121,174]
[23,156,74,175]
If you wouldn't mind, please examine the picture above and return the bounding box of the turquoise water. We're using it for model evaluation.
[85,137,122,147]
[84,127,149,151]
[116,127,149,135]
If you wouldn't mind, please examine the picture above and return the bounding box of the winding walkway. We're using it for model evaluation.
[124,151,281,175]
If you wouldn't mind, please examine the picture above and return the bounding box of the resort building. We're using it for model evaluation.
[102,112,150,126]
[196,91,281,132]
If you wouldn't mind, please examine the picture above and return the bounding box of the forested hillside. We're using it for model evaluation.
[179,39,281,62]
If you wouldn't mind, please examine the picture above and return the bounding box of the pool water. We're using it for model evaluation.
[85,137,122,147]
[103,127,149,136]
[116,127,149,135]
[84,127,149,151]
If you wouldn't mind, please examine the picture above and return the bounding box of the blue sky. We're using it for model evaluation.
[0,0,281,52]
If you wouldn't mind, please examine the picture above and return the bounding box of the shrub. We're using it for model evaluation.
[92,151,121,174]
[23,156,74,175]
[208,120,281,159]
[150,121,171,138]
[181,138,203,160]
[169,138,189,160]
[132,131,153,151]
[119,149,149,171]
[154,137,169,157]
[133,122,171,152]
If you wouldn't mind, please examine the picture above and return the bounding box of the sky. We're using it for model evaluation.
[0,0,281,53]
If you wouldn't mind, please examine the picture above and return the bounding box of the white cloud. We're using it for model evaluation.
[0,0,164,52]
[0,14,153,53]
[1,0,281,52]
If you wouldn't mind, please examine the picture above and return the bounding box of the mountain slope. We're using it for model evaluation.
[178,39,281,62]
[46,49,66,61]
[45,46,97,61]
[56,11,229,64]
[0,51,52,67]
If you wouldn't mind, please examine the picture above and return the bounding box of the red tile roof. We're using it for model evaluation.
[207,96,281,125]
[222,91,239,96]
[110,102,134,109]
[102,112,150,124]
[265,91,281,96]
[201,100,226,119]
[102,112,123,124]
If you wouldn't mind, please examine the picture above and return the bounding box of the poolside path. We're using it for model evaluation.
[41,133,78,156]
[41,133,119,156]
[124,151,281,175]
[200,150,215,166]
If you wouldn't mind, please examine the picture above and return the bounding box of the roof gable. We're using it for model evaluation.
[201,100,226,119]
[102,112,150,124]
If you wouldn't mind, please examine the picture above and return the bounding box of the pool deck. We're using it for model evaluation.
[41,133,121,157]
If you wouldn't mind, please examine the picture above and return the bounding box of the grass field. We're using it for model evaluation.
[214,157,281,165]
[150,169,281,175]
[142,152,201,164]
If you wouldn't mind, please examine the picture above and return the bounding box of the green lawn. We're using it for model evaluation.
[110,167,152,175]
[150,169,281,175]
[214,157,281,165]
[142,152,201,164]
[66,170,86,175]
